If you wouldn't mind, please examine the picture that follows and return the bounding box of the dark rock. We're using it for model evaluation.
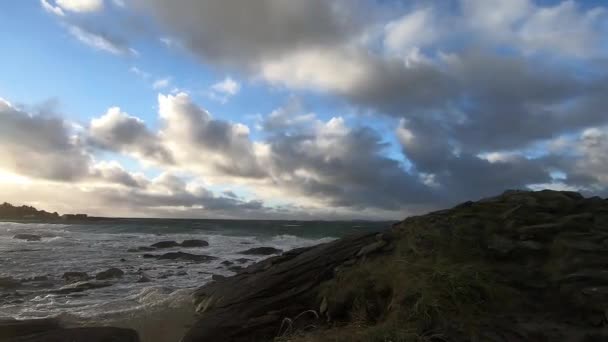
[183,233,387,342]
[142,254,155,259]
[22,275,48,282]
[228,266,243,272]
[95,268,124,280]
[150,241,180,249]
[181,239,209,247]
[8,327,139,342]
[128,246,156,252]
[120,258,127,262]
[61,272,89,283]
[54,281,112,294]
[238,247,282,255]
[0,276,20,289]
[0,318,61,339]
[13,234,41,242]
[136,275,151,283]
[157,252,218,263]
[212,274,227,281]
[221,260,234,266]
[235,258,252,264]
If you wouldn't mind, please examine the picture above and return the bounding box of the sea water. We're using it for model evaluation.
[0,219,387,340]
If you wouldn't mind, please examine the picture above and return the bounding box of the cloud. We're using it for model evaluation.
[55,0,104,13]
[152,77,171,90]
[158,93,265,178]
[89,107,174,164]
[67,24,138,56]
[40,0,65,16]
[0,98,92,181]
[211,77,240,96]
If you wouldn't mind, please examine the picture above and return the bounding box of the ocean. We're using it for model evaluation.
[0,219,389,340]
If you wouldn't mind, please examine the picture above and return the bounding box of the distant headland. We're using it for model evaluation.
[0,202,90,223]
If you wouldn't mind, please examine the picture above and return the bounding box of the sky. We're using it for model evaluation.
[0,0,607,220]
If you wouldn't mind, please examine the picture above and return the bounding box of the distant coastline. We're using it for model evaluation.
[0,202,93,224]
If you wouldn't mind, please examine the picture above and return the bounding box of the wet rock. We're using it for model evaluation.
[238,247,282,255]
[120,258,127,262]
[228,266,244,272]
[235,258,252,264]
[221,260,234,266]
[12,234,41,242]
[0,318,61,340]
[136,275,151,283]
[127,246,156,252]
[184,233,386,342]
[176,270,188,276]
[62,272,90,283]
[54,281,112,294]
[8,327,140,341]
[150,241,180,249]
[142,254,155,259]
[212,274,227,281]
[0,276,20,289]
[157,252,218,263]
[95,268,124,280]
[181,239,209,247]
[21,275,48,282]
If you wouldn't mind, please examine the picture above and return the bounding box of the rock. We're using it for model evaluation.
[120,258,127,262]
[221,260,234,266]
[183,233,387,341]
[0,318,61,340]
[238,247,283,255]
[22,275,48,282]
[235,258,252,264]
[228,266,243,272]
[142,254,155,259]
[181,239,209,247]
[62,272,90,283]
[212,274,227,281]
[54,281,112,294]
[157,252,218,263]
[0,276,20,289]
[136,275,151,283]
[95,268,124,280]
[150,241,180,249]
[13,234,41,242]
[7,327,140,342]
[487,235,516,256]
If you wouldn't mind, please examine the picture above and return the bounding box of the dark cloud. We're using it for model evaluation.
[89,107,174,164]
[132,0,367,68]
[0,99,92,181]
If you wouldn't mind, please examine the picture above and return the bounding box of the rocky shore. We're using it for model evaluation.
[3,189,608,341]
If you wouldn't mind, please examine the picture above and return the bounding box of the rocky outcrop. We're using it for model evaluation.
[0,318,139,342]
[181,239,209,247]
[182,232,394,341]
[0,277,20,289]
[150,241,180,249]
[182,190,608,342]
[95,268,124,280]
[238,247,283,255]
[12,234,41,242]
[61,272,90,283]
[145,252,218,263]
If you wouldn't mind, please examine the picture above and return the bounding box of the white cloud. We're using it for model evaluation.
[153,77,171,90]
[67,25,136,56]
[56,0,104,12]
[40,0,65,16]
[211,77,240,96]
[383,8,437,56]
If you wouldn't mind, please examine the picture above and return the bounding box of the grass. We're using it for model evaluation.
[278,220,518,342]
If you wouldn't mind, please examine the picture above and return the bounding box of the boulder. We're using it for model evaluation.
[61,272,89,283]
[0,276,20,289]
[13,234,41,242]
[8,327,139,342]
[0,318,61,340]
[150,241,180,249]
[54,281,112,294]
[181,239,209,247]
[136,275,151,283]
[95,268,124,280]
[157,252,218,263]
[238,247,283,255]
